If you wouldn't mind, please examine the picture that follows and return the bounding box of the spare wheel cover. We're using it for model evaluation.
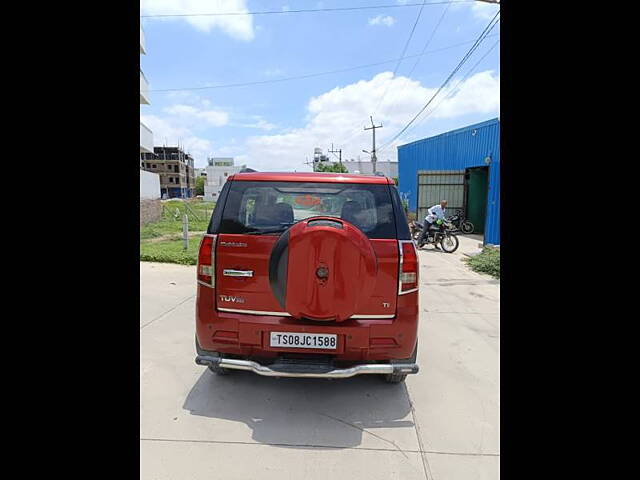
[269,216,377,322]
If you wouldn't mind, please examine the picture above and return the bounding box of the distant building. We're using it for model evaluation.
[204,158,243,202]
[313,147,330,166]
[398,118,500,245]
[204,157,245,202]
[139,26,153,158]
[344,159,398,178]
[141,146,196,199]
[139,25,160,225]
[194,168,207,177]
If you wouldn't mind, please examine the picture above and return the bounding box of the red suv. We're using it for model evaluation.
[195,172,419,383]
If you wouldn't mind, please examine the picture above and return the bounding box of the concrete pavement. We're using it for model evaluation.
[140,234,499,479]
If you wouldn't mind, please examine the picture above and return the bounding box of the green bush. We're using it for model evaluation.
[315,162,348,173]
[464,248,500,279]
[195,176,206,196]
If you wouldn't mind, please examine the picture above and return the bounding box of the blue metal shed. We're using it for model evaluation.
[398,118,500,245]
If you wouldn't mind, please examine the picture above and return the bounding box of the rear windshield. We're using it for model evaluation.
[219,181,396,239]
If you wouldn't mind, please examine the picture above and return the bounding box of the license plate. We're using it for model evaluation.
[269,332,337,350]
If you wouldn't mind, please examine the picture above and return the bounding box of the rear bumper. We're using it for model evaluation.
[196,285,419,361]
[195,354,419,379]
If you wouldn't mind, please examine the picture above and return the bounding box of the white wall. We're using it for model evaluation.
[140,122,154,153]
[344,161,398,178]
[203,164,243,202]
[204,185,219,202]
[140,169,161,199]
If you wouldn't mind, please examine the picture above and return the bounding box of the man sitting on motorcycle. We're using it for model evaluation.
[417,200,447,249]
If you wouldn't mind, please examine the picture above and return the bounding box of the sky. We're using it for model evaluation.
[140,0,500,170]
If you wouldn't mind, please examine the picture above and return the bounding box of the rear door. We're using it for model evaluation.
[214,180,399,318]
[417,170,465,220]
[216,234,282,314]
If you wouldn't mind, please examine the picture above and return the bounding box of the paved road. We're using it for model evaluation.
[140,236,499,479]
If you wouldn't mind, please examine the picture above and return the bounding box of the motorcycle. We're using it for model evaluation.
[410,219,460,253]
[409,220,423,242]
[447,209,474,234]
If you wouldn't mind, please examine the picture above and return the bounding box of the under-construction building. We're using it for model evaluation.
[140,146,196,199]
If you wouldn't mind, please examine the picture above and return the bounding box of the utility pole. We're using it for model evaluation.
[364,116,383,174]
[328,143,342,166]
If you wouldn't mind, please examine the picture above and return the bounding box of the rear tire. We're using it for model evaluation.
[208,364,230,375]
[384,342,418,384]
[196,335,231,375]
[461,221,474,234]
[384,372,408,384]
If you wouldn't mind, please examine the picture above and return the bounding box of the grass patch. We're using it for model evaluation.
[464,247,500,279]
[140,200,213,239]
[140,235,203,265]
[140,199,214,264]
[140,218,209,239]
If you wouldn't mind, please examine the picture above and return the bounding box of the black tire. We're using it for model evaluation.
[440,233,459,253]
[461,221,474,234]
[384,342,418,384]
[384,371,408,383]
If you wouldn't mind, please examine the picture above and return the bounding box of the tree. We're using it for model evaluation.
[195,176,206,196]
[315,162,348,173]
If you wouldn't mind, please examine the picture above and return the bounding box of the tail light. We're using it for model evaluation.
[197,234,217,288]
[399,240,418,294]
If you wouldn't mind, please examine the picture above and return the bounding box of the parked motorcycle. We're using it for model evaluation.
[410,219,459,253]
[409,220,423,242]
[447,209,474,234]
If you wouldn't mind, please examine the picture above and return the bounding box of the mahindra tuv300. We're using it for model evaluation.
[195,172,419,383]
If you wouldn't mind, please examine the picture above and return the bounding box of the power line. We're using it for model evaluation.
[140,1,476,18]
[148,34,498,93]
[378,9,500,150]
[281,31,496,149]
[390,38,500,144]
[377,1,452,114]
[328,144,342,166]
[372,0,428,116]
[402,1,452,83]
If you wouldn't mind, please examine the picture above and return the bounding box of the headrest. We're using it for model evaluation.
[341,201,361,225]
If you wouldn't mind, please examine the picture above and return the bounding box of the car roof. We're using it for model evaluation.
[229,172,394,185]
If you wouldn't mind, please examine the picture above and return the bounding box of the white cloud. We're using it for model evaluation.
[264,68,285,78]
[237,116,278,131]
[430,71,500,119]
[242,71,499,171]
[368,15,396,27]
[162,100,276,131]
[471,2,500,21]
[141,0,254,41]
[163,104,229,127]
[450,0,499,22]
